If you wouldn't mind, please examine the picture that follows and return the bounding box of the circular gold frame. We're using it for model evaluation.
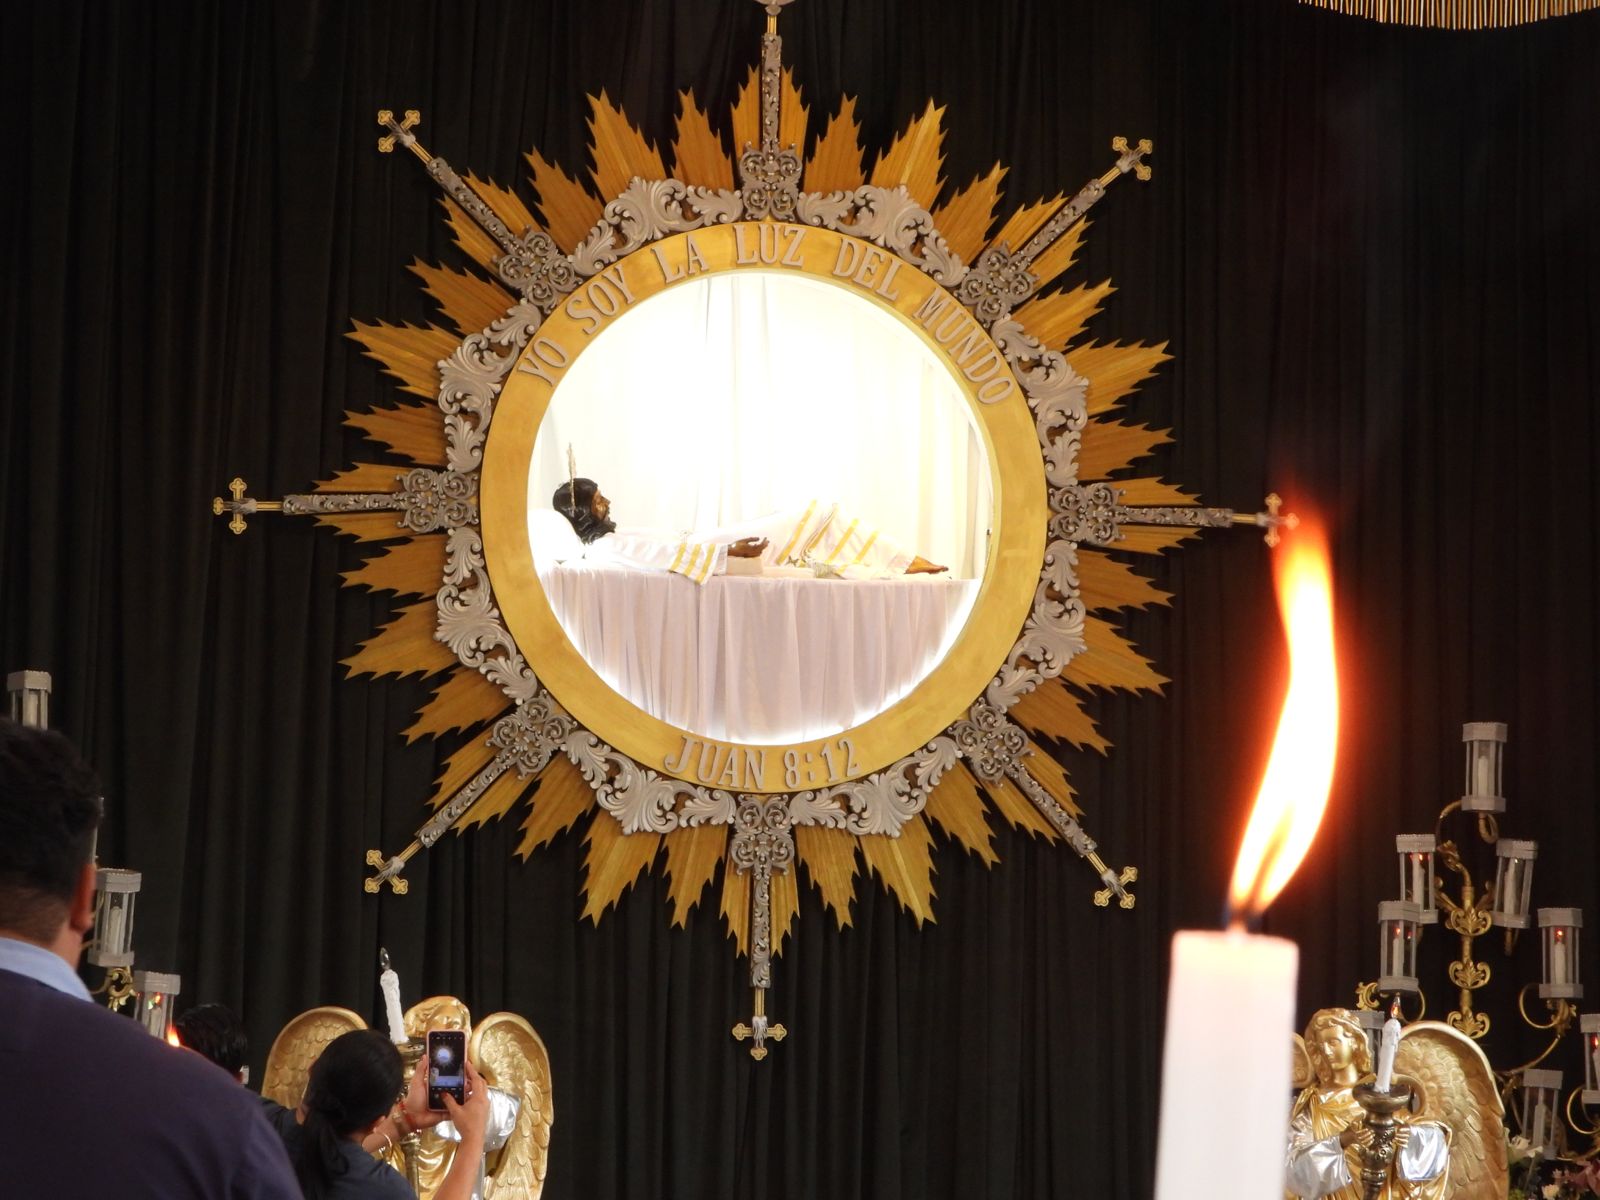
[483,222,1047,793]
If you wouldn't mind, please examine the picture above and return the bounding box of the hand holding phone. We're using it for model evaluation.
[426,1029,467,1111]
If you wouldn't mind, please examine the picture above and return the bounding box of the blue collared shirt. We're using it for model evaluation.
[0,934,93,1001]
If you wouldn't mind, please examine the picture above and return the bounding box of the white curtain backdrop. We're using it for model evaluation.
[529,272,993,578]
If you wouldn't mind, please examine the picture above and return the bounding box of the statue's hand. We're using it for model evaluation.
[1339,1123,1374,1150]
[1391,1125,1412,1151]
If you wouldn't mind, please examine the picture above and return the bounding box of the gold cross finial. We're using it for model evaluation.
[376,109,428,162]
[211,477,282,535]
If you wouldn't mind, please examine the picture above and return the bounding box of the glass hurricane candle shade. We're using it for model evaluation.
[1580,1015,1600,1107]
[1460,721,1508,813]
[86,868,141,969]
[1538,909,1583,1000]
[1396,834,1438,924]
[1522,1069,1562,1158]
[132,970,181,1039]
[1491,840,1538,930]
[1378,901,1422,994]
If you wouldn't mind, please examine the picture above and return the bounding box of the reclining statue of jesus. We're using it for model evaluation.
[551,478,946,585]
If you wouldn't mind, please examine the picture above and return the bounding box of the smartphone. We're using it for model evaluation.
[426,1029,467,1110]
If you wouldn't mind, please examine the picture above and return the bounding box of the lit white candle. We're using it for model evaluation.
[104,899,126,954]
[1154,930,1299,1200]
[1503,859,1522,914]
[379,953,409,1045]
[1589,1041,1600,1092]
[1473,748,1493,798]
[1374,1016,1401,1092]
[1409,855,1424,907]
[1551,931,1569,986]
[1154,519,1338,1200]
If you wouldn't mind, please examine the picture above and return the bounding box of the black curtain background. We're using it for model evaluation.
[4,1,1600,1196]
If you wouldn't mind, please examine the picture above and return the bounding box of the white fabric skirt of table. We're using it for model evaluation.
[537,563,980,744]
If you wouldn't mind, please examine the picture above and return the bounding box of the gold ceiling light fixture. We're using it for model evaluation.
[214,0,1293,1056]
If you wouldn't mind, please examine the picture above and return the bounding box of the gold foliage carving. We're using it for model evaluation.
[804,96,864,194]
[342,600,457,679]
[403,669,509,744]
[347,321,459,400]
[1069,339,1173,416]
[408,260,513,339]
[795,825,859,930]
[1010,677,1111,754]
[581,814,660,922]
[345,402,449,467]
[343,537,447,599]
[1076,419,1171,481]
[670,91,733,190]
[586,91,666,203]
[1014,277,1116,355]
[1075,548,1171,613]
[515,756,593,859]
[663,824,727,927]
[525,149,602,253]
[930,163,1007,266]
[924,763,999,864]
[858,816,936,925]
[870,100,947,210]
[1064,615,1168,693]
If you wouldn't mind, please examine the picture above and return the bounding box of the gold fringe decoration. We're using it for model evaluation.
[805,97,865,194]
[1064,615,1168,693]
[1010,678,1112,754]
[515,756,593,859]
[314,513,409,542]
[795,825,859,929]
[663,824,727,927]
[930,163,1007,266]
[1014,277,1116,354]
[347,322,459,400]
[1076,419,1172,480]
[1069,340,1173,416]
[581,814,660,922]
[525,149,603,253]
[1298,0,1599,28]
[342,537,447,599]
[858,816,936,925]
[407,260,513,338]
[342,601,457,679]
[345,403,448,467]
[923,764,999,864]
[870,101,947,210]
[403,669,509,744]
[1076,548,1171,613]
[670,91,733,190]
[586,91,666,202]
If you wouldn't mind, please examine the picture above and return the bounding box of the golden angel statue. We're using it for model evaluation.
[1285,1009,1505,1200]
[261,997,554,1199]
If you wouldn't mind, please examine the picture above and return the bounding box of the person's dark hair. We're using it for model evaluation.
[0,719,102,942]
[551,477,616,543]
[294,1029,404,1199]
[174,1003,249,1076]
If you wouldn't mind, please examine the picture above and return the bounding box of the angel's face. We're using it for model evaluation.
[1312,1023,1360,1075]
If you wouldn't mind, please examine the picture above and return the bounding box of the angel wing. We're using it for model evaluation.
[472,1011,555,1199]
[260,1005,368,1108]
[1290,1032,1315,1091]
[1395,1020,1507,1200]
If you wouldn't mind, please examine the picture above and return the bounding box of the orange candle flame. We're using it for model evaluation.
[1228,520,1339,924]
[166,1026,183,1048]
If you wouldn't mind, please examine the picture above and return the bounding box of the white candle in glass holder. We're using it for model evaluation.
[1552,930,1570,986]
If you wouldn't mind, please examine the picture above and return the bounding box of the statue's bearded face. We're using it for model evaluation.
[590,490,611,522]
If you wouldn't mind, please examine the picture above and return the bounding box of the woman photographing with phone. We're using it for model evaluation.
[261,1028,490,1199]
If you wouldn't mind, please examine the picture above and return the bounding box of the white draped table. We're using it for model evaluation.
[537,562,980,744]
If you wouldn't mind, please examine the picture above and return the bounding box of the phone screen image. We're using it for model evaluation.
[426,1030,466,1109]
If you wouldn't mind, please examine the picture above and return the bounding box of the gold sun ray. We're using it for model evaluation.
[1075,548,1171,612]
[1076,419,1172,480]
[929,163,1006,265]
[671,90,734,190]
[1070,339,1174,416]
[345,402,449,467]
[342,537,447,599]
[795,826,859,930]
[407,260,515,338]
[1013,276,1116,352]
[343,601,459,679]
[347,321,459,399]
[1009,678,1112,755]
[402,669,510,744]
[664,823,727,927]
[525,148,602,253]
[805,96,864,193]
[515,756,592,859]
[581,813,661,922]
[923,764,999,864]
[858,814,936,925]
[586,91,667,201]
[869,100,947,208]
[441,198,502,271]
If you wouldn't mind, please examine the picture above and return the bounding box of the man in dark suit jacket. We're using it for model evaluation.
[0,718,301,1199]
